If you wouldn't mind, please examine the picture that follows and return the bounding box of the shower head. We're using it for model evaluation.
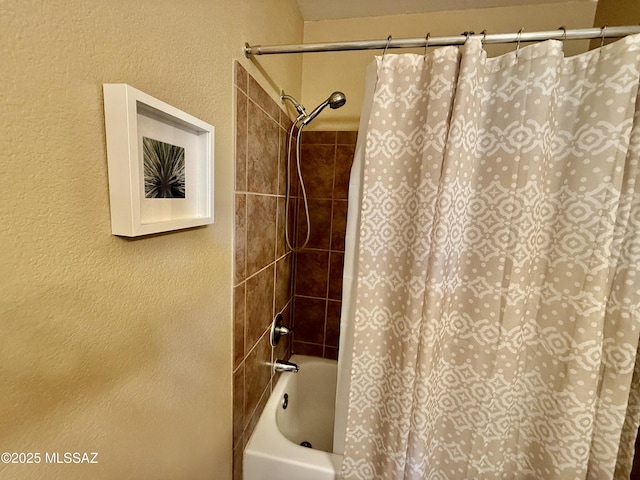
[301,91,346,126]
[327,91,347,109]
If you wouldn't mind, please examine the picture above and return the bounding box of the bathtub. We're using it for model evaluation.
[243,354,343,480]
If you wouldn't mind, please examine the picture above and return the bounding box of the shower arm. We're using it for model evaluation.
[281,91,307,118]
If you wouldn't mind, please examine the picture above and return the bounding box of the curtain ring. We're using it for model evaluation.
[558,26,567,43]
[515,27,524,59]
[460,31,474,51]
[556,26,567,52]
[376,34,393,90]
[424,33,430,56]
[481,30,488,44]
[382,34,392,57]
[601,24,608,48]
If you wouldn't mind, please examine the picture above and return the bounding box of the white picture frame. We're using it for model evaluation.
[103,84,214,237]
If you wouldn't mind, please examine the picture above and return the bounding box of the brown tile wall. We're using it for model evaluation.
[233,61,357,478]
[233,62,294,480]
[291,131,356,360]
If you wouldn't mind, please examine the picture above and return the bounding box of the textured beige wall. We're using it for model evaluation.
[593,0,640,27]
[301,1,598,130]
[0,1,302,479]
[591,0,640,49]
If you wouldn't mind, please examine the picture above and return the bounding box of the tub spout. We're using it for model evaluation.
[274,359,299,373]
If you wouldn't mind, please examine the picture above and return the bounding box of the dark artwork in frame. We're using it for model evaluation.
[143,136,186,199]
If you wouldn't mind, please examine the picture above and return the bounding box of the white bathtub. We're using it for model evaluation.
[243,355,343,480]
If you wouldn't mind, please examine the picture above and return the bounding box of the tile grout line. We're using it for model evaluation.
[322,134,339,357]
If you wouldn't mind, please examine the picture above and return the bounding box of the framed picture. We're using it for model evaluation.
[103,84,214,237]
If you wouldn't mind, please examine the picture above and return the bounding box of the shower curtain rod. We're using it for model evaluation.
[244,25,640,57]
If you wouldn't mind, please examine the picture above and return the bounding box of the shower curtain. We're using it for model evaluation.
[341,35,640,480]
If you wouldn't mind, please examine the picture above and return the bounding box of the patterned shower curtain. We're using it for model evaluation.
[342,36,640,480]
